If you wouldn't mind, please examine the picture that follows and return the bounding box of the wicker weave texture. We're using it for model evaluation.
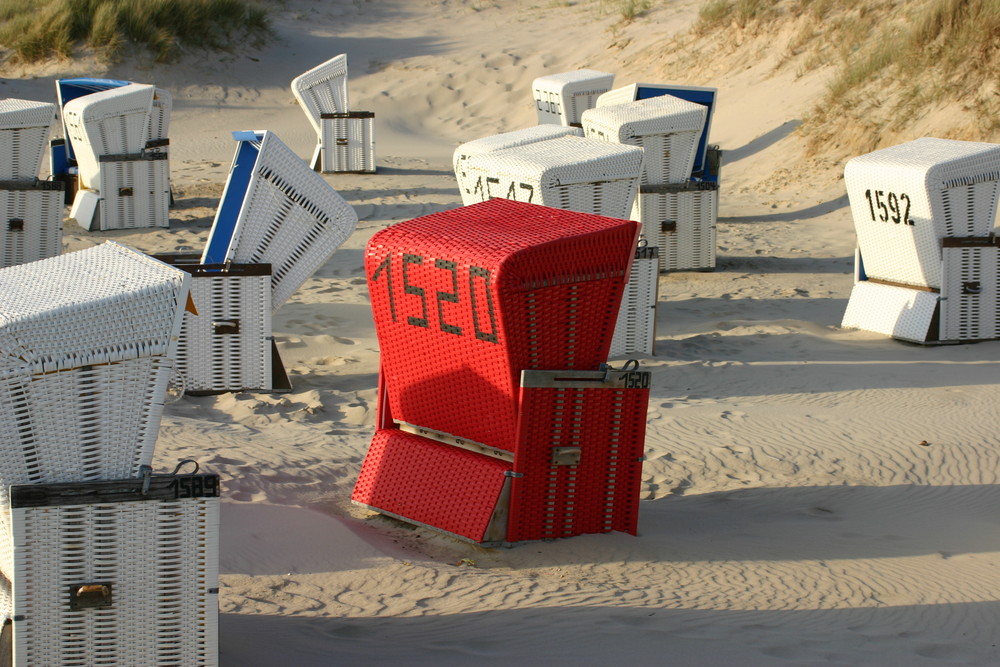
[0,100,55,182]
[582,95,707,185]
[352,428,510,542]
[505,371,649,542]
[146,89,172,152]
[175,271,273,392]
[319,114,375,173]
[62,84,155,189]
[636,188,718,272]
[82,155,170,231]
[0,186,63,268]
[610,245,659,357]
[453,125,582,202]
[0,242,189,375]
[210,131,358,310]
[845,137,1000,289]
[940,244,1000,342]
[595,84,639,109]
[459,135,643,219]
[841,281,939,342]
[291,54,350,136]
[532,69,615,126]
[5,491,219,665]
[366,198,638,452]
[0,356,171,498]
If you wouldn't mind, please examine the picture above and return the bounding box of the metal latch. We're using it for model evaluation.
[551,447,581,466]
[69,583,113,610]
[119,187,134,196]
[213,319,241,335]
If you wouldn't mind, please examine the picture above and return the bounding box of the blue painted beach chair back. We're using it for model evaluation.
[201,130,358,310]
[635,84,717,183]
[202,131,262,264]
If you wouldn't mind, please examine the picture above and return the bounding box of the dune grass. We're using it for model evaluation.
[0,0,271,63]
[685,0,1000,153]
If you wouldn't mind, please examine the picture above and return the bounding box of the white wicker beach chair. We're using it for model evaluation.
[319,110,375,173]
[458,134,644,219]
[635,182,719,272]
[291,54,376,173]
[453,125,582,205]
[0,473,219,666]
[0,241,190,489]
[0,180,64,268]
[842,138,1000,343]
[155,255,286,395]
[63,83,170,231]
[532,69,615,127]
[202,130,358,311]
[0,99,55,182]
[291,54,350,137]
[62,83,155,188]
[844,137,1000,289]
[582,94,708,186]
[610,243,659,357]
[596,83,719,183]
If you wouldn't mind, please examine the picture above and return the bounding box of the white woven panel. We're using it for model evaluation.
[595,84,639,108]
[319,113,376,173]
[90,155,171,230]
[175,271,272,393]
[6,484,219,666]
[532,69,615,126]
[844,137,1000,289]
[62,84,155,190]
[610,245,659,357]
[146,88,172,151]
[453,125,582,205]
[208,131,358,310]
[0,99,55,182]
[292,53,350,136]
[635,187,718,272]
[841,281,940,343]
[460,135,643,219]
[0,356,170,495]
[940,243,1000,342]
[0,185,63,268]
[0,241,189,375]
[582,95,707,185]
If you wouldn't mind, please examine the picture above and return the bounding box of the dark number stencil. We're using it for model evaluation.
[864,189,913,225]
[435,259,462,336]
[370,255,396,321]
[403,254,429,328]
[168,475,220,499]
[369,252,500,344]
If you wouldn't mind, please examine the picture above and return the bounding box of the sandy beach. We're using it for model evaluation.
[3,0,1000,664]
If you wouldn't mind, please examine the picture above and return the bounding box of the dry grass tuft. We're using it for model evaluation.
[0,0,272,63]
[677,0,1000,157]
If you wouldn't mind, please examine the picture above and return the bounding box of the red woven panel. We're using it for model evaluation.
[366,198,638,451]
[506,384,649,543]
[351,428,511,542]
